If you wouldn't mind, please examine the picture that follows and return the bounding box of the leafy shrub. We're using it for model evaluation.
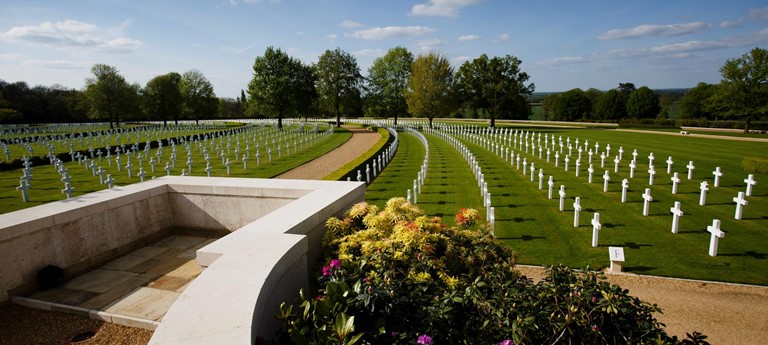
[742,157,768,174]
[277,198,707,345]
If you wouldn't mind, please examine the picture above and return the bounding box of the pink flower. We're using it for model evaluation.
[329,259,341,269]
[417,334,433,345]
[322,266,332,276]
[591,324,599,331]
[314,295,323,300]
[500,340,514,345]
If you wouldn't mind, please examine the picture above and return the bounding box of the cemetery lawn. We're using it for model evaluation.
[465,126,768,285]
[363,123,767,285]
[0,129,351,214]
[365,131,484,227]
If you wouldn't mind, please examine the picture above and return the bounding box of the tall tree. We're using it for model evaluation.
[455,54,534,127]
[142,72,183,126]
[180,69,218,125]
[714,47,768,132]
[84,64,138,128]
[366,46,413,125]
[247,47,317,129]
[595,89,626,120]
[679,82,716,119]
[404,53,455,128]
[551,88,591,121]
[584,88,603,118]
[626,86,660,119]
[316,48,363,126]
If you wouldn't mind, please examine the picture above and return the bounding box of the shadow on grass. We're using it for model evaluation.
[603,223,626,228]
[605,242,653,249]
[718,251,767,259]
[503,234,546,241]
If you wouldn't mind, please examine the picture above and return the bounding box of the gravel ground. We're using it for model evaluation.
[516,265,768,345]
[0,304,153,345]
[275,126,381,180]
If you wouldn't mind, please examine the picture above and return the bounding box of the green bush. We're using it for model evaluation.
[277,198,708,345]
[742,157,768,174]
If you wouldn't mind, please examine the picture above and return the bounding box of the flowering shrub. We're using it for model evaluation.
[277,198,707,345]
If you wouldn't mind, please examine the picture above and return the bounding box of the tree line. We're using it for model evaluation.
[538,48,767,131]
[1,47,764,129]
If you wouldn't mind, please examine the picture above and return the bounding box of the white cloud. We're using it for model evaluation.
[748,6,768,21]
[325,33,338,40]
[452,56,470,65]
[597,22,711,40]
[410,0,482,17]
[349,26,435,40]
[21,59,90,69]
[457,34,480,42]
[417,38,444,47]
[492,33,510,43]
[1,19,142,52]
[0,53,21,60]
[353,49,384,58]
[340,20,364,28]
[720,19,743,28]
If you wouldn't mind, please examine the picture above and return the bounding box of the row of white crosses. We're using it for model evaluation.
[350,126,399,187]
[436,123,763,256]
[12,121,336,202]
[431,126,497,233]
[403,128,429,205]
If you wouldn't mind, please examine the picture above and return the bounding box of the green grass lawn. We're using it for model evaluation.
[365,131,485,225]
[446,126,768,285]
[0,128,350,214]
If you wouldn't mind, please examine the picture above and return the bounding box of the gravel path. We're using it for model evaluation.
[275,125,381,180]
[515,265,768,345]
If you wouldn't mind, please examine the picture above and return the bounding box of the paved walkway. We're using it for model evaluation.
[275,125,381,180]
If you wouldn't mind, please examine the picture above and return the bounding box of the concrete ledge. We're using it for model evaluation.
[150,179,364,344]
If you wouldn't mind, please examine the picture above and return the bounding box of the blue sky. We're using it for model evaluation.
[1,0,767,98]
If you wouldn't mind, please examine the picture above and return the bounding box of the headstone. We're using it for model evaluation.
[608,247,624,273]
[538,169,544,190]
[648,165,656,185]
[699,181,709,206]
[671,173,681,194]
[642,188,653,216]
[573,197,582,228]
[670,201,683,234]
[603,170,610,192]
[686,161,695,180]
[744,174,756,196]
[407,189,412,203]
[629,160,636,178]
[17,179,30,202]
[613,156,620,173]
[61,182,74,199]
[600,152,606,168]
[621,179,629,203]
[138,168,146,182]
[530,163,535,182]
[575,159,581,177]
[733,191,748,220]
[564,155,570,171]
[587,164,595,183]
[711,167,723,187]
[666,156,674,174]
[105,174,116,189]
[707,219,724,257]
[648,152,655,166]
[559,185,566,212]
[591,213,601,247]
[523,158,527,175]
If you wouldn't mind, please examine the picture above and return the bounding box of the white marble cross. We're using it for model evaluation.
[538,169,544,190]
[686,161,695,180]
[707,219,724,257]
[665,156,674,174]
[621,178,629,203]
[17,179,30,202]
[105,174,116,189]
[642,188,653,216]
[573,196,582,228]
[559,185,566,212]
[555,152,560,167]
[618,146,624,160]
[591,213,602,247]
[61,182,74,199]
[603,170,611,192]
[523,158,528,175]
[733,191,748,220]
[629,160,637,178]
[138,168,146,182]
[588,164,595,183]
[600,152,606,168]
[575,159,581,177]
[712,167,723,187]
[530,163,535,182]
[648,165,656,185]
[671,172,681,194]
[744,174,757,196]
[670,201,683,234]
[699,181,709,206]
[648,152,655,166]
[564,155,570,171]
[614,156,620,173]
